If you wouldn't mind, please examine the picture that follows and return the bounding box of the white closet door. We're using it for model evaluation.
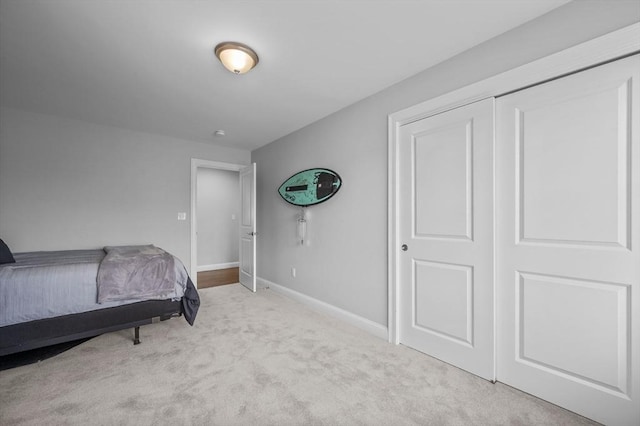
[399,98,495,381]
[496,55,640,426]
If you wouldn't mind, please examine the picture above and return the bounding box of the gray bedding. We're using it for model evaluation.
[98,245,183,303]
[0,247,186,327]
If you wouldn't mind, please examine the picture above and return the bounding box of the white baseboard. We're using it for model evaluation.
[197,262,239,272]
[257,277,389,341]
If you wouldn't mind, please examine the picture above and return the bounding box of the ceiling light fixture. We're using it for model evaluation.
[214,42,259,74]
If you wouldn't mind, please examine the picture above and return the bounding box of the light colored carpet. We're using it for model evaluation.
[0,284,595,425]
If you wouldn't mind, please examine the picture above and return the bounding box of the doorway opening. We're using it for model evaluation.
[190,159,245,289]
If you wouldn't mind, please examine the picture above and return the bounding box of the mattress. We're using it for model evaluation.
[0,249,184,327]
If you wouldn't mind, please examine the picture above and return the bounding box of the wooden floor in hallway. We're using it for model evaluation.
[197,267,239,289]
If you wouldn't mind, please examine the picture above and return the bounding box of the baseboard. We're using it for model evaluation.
[257,277,388,341]
[197,262,239,272]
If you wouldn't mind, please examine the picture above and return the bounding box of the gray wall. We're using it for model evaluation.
[0,107,250,269]
[196,168,240,267]
[251,0,640,326]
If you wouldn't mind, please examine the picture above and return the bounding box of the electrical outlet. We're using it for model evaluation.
[291,267,296,278]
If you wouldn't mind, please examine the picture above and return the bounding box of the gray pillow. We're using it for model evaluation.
[0,239,16,264]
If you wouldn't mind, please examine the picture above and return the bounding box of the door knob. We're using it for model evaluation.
[401,244,408,251]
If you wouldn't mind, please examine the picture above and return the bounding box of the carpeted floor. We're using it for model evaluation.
[0,284,595,425]
[0,337,92,371]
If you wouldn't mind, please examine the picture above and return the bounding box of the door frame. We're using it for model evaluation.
[190,158,246,289]
[387,23,640,344]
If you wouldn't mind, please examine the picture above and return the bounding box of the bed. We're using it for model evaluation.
[0,241,200,356]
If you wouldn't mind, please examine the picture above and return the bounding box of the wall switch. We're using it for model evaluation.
[291,267,296,278]
[177,212,187,221]
[231,214,236,220]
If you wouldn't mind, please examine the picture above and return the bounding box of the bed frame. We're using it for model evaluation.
[0,299,183,356]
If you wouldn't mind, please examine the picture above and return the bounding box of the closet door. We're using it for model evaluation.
[496,55,640,426]
[399,98,495,381]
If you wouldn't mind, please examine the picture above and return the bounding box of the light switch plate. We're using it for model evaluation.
[177,212,187,221]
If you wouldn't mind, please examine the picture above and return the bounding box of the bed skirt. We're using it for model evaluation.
[0,299,182,356]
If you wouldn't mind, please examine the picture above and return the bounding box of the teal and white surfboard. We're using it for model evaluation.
[278,168,342,207]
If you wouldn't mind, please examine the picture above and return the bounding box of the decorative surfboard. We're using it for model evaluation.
[278,168,342,207]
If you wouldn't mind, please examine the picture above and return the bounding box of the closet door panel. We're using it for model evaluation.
[497,54,640,426]
[399,98,495,381]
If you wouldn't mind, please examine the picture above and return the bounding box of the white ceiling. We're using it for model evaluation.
[0,0,570,151]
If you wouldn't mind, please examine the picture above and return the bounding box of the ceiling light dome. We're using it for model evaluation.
[214,42,259,74]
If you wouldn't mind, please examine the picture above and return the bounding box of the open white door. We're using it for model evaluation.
[239,163,257,292]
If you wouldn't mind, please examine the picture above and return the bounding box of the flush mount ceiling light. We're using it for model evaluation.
[214,42,259,74]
